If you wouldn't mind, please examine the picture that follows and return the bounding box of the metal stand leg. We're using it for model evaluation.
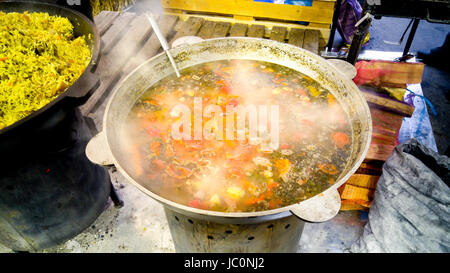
[402,18,420,57]
[106,169,124,208]
[326,0,343,52]
[109,181,124,207]
[346,14,372,64]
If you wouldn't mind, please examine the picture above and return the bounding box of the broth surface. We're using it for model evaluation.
[123,60,352,212]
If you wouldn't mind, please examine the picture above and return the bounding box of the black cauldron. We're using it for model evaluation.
[0,1,111,251]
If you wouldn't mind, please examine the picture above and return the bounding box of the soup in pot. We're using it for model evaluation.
[122,59,352,212]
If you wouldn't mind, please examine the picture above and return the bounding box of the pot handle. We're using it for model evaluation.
[65,69,100,106]
[326,59,357,80]
[86,131,115,166]
[289,189,341,223]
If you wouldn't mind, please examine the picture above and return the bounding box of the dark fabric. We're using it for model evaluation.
[352,139,450,253]
[337,0,363,45]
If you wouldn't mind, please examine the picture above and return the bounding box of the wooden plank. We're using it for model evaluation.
[372,133,396,146]
[288,28,305,47]
[371,108,404,130]
[247,24,265,38]
[340,203,367,211]
[165,12,330,43]
[309,22,333,29]
[372,132,397,146]
[91,14,134,85]
[161,0,335,25]
[126,15,179,71]
[339,184,374,203]
[362,91,409,161]
[360,88,415,117]
[101,13,135,54]
[233,15,253,21]
[365,143,396,162]
[345,174,379,189]
[88,15,180,127]
[357,163,383,176]
[212,22,231,38]
[356,61,424,87]
[370,108,404,145]
[94,11,119,35]
[93,10,110,28]
[81,14,156,115]
[270,26,287,42]
[340,199,371,209]
[319,36,327,51]
[229,23,248,37]
[108,15,154,61]
[86,17,177,126]
[303,29,320,54]
[197,20,217,39]
[173,17,185,32]
[170,17,204,44]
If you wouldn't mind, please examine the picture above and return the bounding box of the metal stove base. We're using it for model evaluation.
[164,208,305,253]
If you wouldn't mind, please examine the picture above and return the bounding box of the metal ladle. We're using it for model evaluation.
[145,13,181,78]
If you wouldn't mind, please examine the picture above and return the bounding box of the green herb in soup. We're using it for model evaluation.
[122,60,352,212]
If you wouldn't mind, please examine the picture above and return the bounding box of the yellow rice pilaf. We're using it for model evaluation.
[0,11,91,130]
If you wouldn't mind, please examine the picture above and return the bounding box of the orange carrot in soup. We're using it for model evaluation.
[275,159,291,176]
[317,163,338,175]
[331,132,350,148]
[150,141,161,156]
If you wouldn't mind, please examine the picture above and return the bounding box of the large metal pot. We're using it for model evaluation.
[87,38,372,225]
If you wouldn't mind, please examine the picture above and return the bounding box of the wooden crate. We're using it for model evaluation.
[162,0,336,52]
[169,15,323,53]
[161,0,335,26]
[338,88,415,211]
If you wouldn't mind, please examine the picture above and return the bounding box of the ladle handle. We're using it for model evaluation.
[146,13,181,78]
[289,189,341,223]
[147,13,169,51]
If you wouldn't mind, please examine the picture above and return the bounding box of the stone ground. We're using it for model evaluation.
[0,14,448,254]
